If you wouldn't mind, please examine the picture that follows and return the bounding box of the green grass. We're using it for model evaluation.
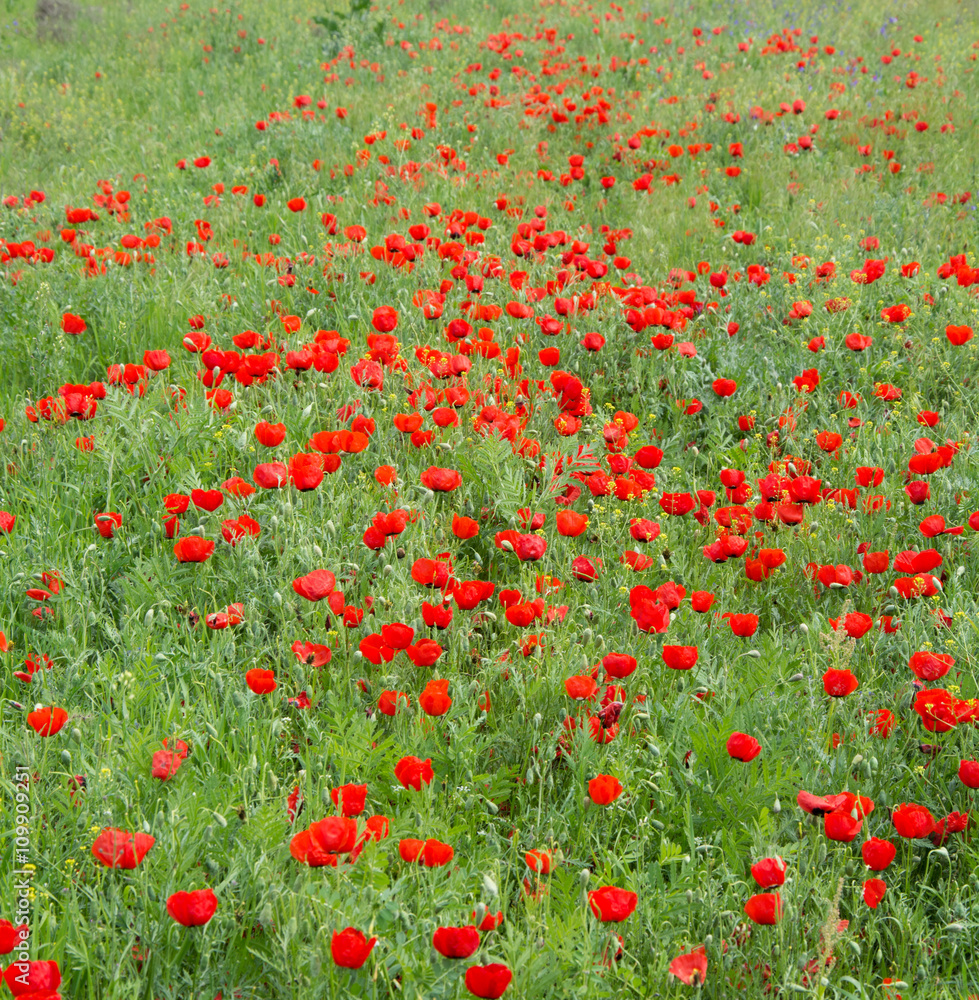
[1,0,979,997]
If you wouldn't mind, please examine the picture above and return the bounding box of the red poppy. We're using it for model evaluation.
[725,613,759,637]
[750,857,786,888]
[173,537,215,563]
[823,669,859,697]
[726,732,761,762]
[945,324,973,345]
[61,312,87,335]
[602,652,637,679]
[662,645,698,671]
[433,925,480,959]
[394,755,434,791]
[331,928,377,969]
[464,963,513,999]
[310,816,358,854]
[246,669,276,694]
[91,827,155,868]
[863,878,887,909]
[253,462,289,488]
[27,706,68,736]
[292,570,336,601]
[0,920,27,956]
[410,637,447,667]
[421,466,463,492]
[378,690,409,716]
[167,888,218,926]
[691,591,715,612]
[861,837,896,871]
[525,849,552,874]
[908,651,953,681]
[419,679,452,717]
[830,612,874,637]
[94,511,123,538]
[668,948,708,985]
[824,810,862,842]
[588,774,623,805]
[892,802,936,839]
[1,960,61,997]
[330,783,367,816]
[587,886,638,922]
[422,838,454,867]
[190,488,223,512]
[743,892,782,925]
[291,641,332,667]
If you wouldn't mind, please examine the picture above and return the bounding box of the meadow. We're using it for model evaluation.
[1,0,978,996]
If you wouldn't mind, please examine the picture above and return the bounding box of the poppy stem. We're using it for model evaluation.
[823,698,836,754]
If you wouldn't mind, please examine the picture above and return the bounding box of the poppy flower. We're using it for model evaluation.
[91,827,155,868]
[452,514,480,539]
[726,732,761,762]
[659,492,695,516]
[750,857,786,888]
[464,964,513,999]
[292,570,336,601]
[863,878,887,909]
[556,510,589,536]
[27,706,68,736]
[433,925,480,959]
[958,759,979,789]
[421,466,462,492]
[861,837,896,871]
[253,462,289,488]
[602,652,637,679]
[565,675,598,701]
[394,755,434,791]
[422,602,453,630]
[173,537,215,563]
[588,774,623,805]
[908,651,953,681]
[830,612,874,637]
[423,838,454,867]
[473,910,503,932]
[668,947,708,986]
[0,921,28,956]
[378,690,409,716]
[691,591,715,612]
[405,639,442,668]
[255,421,287,446]
[823,669,859,697]
[945,324,973,345]
[525,849,552,874]
[371,305,398,332]
[151,739,189,780]
[61,312,87,335]
[310,816,358,854]
[588,886,638,922]
[246,669,276,694]
[331,928,377,969]
[291,641,332,667]
[824,810,862,842]
[743,892,782,925]
[167,888,218,927]
[398,838,424,863]
[330,783,367,816]
[892,802,936,839]
[1,960,61,997]
[94,512,122,538]
[725,613,759,637]
[662,645,698,671]
[419,679,452,717]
